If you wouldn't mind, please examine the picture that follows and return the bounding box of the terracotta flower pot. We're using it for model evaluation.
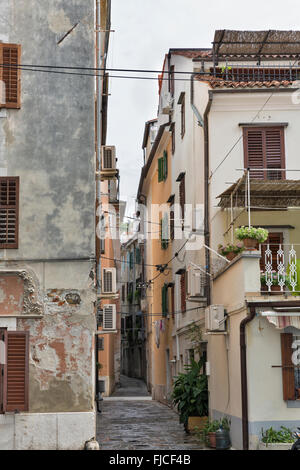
[225,251,237,261]
[208,432,216,448]
[243,238,258,250]
[187,416,208,433]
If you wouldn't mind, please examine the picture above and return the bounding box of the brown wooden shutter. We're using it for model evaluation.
[179,177,185,225]
[265,128,285,180]
[180,272,186,313]
[170,209,175,240]
[0,177,19,249]
[171,284,175,319]
[1,44,21,109]
[244,128,264,179]
[244,127,284,180]
[281,333,295,401]
[4,331,29,412]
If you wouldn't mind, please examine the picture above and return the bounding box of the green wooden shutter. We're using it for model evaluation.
[158,158,163,182]
[163,151,168,180]
[162,284,168,317]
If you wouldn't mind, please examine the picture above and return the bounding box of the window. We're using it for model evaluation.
[243,127,285,180]
[0,329,29,413]
[0,44,21,109]
[180,94,185,138]
[0,177,19,249]
[180,272,186,313]
[280,332,300,401]
[171,123,175,155]
[100,238,105,254]
[160,213,169,250]
[122,284,125,302]
[179,175,185,228]
[158,151,168,182]
[169,65,175,96]
[161,283,168,317]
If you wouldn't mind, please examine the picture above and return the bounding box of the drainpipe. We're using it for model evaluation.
[203,91,213,305]
[240,305,256,450]
[190,74,204,127]
[95,0,103,411]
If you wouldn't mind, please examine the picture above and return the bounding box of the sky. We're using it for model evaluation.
[106,0,300,216]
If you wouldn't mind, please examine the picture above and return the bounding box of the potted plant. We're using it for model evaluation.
[259,426,294,450]
[218,242,244,261]
[260,272,284,294]
[172,358,208,434]
[203,417,231,448]
[235,226,268,250]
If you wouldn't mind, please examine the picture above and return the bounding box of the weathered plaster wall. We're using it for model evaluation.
[0,0,95,260]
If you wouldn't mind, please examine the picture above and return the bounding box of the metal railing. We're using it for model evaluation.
[260,243,299,293]
[210,64,300,82]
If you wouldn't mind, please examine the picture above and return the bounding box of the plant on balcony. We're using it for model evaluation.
[172,358,208,433]
[235,226,268,250]
[218,242,244,261]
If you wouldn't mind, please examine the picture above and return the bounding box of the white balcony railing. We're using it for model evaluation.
[261,244,299,293]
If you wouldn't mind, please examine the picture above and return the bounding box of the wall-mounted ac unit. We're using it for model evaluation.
[101,146,116,170]
[205,305,225,331]
[161,92,174,114]
[103,304,116,330]
[187,267,205,298]
[102,268,117,294]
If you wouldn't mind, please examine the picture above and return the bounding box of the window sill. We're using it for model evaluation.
[287,400,300,408]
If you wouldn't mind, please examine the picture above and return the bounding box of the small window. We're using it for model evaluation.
[169,65,175,96]
[180,272,186,313]
[180,94,185,138]
[158,151,168,182]
[243,127,285,180]
[0,177,19,249]
[0,44,21,109]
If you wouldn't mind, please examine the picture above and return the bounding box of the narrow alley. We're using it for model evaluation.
[97,376,205,450]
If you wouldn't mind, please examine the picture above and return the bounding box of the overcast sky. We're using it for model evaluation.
[106,0,300,216]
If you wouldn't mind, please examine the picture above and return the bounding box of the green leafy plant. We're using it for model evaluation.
[127,292,133,304]
[201,416,231,444]
[261,426,294,445]
[172,359,208,428]
[218,242,244,256]
[235,226,268,243]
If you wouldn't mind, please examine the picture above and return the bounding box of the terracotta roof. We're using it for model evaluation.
[195,75,294,89]
[170,48,212,59]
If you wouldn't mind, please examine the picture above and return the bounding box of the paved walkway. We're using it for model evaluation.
[97,375,205,450]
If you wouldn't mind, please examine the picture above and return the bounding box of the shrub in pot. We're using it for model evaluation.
[172,358,208,433]
[218,242,244,261]
[235,226,268,250]
[203,417,231,448]
[259,426,294,450]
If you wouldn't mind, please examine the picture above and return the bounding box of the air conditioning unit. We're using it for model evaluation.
[205,305,225,332]
[101,146,116,170]
[103,304,116,330]
[102,268,117,294]
[187,267,205,298]
[161,92,174,114]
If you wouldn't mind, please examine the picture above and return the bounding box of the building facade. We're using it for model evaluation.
[0,0,96,449]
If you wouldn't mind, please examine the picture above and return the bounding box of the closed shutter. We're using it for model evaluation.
[170,209,175,241]
[103,304,116,330]
[0,44,21,109]
[162,284,168,317]
[163,151,168,180]
[158,158,163,182]
[281,333,296,401]
[265,128,285,180]
[0,177,19,249]
[4,331,29,412]
[180,272,186,313]
[244,129,264,179]
[179,177,185,225]
[243,127,285,180]
[171,284,175,319]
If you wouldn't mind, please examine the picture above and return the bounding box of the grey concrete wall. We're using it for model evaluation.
[0,0,95,260]
[0,0,96,419]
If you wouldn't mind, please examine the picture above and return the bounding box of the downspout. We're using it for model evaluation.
[203,91,213,305]
[240,305,256,450]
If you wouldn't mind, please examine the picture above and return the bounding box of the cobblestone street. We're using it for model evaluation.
[96,376,206,450]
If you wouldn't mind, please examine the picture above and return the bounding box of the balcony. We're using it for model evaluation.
[260,243,299,294]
